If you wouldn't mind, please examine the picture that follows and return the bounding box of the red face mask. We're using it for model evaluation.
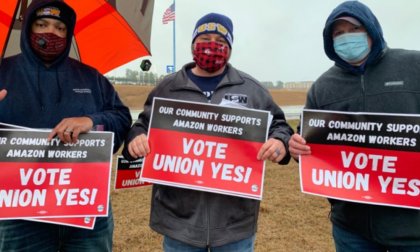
[30,32,67,62]
[193,41,229,73]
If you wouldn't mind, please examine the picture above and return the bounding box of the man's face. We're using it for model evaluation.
[31,18,67,38]
[193,33,231,60]
[332,20,372,46]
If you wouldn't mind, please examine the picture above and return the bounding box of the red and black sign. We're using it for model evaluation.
[114,155,150,189]
[141,98,270,200]
[0,128,114,219]
[300,109,420,210]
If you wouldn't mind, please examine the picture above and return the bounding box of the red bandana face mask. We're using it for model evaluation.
[30,32,67,62]
[193,41,229,73]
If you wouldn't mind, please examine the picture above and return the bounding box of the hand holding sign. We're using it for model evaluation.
[257,138,286,163]
[127,133,150,159]
[48,117,94,144]
[288,133,311,160]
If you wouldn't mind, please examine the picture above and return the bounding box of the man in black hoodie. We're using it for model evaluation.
[0,0,131,251]
[289,1,420,251]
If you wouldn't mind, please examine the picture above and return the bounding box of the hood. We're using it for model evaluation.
[323,1,387,73]
[21,0,76,67]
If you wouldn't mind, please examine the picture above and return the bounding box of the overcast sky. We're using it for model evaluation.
[108,0,420,83]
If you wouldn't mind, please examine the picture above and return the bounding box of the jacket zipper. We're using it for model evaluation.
[206,197,210,246]
[361,74,366,110]
[206,91,216,246]
[361,74,373,238]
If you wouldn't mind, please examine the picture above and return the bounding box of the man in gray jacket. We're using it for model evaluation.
[289,1,420,251]
[123,12,293,251]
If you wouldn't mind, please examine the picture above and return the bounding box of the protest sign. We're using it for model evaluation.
[300,109,420,210]
[0,128,114,219]
[0,122,100,228]
[114,155,150,189]
[140,97,270,200]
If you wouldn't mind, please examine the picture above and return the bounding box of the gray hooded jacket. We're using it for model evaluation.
[307,1,420,246]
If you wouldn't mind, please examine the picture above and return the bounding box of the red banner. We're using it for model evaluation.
[0,129,114,219]
[300,110,420,210]
[141,98,270,200]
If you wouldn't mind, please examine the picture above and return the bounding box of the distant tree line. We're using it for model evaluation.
[107,69,311,89]
[106,69,166,85]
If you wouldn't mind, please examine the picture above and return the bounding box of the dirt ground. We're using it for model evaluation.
[111,85,335,251]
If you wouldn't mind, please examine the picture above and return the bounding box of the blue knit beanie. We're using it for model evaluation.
[192,13,234,48]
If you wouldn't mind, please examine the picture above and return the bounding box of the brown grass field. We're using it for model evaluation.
[113,85,309,109]
[111,85,334,252]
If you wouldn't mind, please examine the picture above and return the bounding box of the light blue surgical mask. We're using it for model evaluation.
[333,32,371,64]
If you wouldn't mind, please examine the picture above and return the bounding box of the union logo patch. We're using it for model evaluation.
[36,7,61,18]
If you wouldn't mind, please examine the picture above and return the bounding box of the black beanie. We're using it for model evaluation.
[33,1,75,30]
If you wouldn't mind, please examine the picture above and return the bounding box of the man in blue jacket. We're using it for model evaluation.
[289,1,420,251]
[0,0,131,251]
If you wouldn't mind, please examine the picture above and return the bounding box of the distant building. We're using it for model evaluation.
[283,81,313,90]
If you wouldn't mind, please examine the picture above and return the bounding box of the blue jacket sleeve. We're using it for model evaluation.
[87,77,132,154]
